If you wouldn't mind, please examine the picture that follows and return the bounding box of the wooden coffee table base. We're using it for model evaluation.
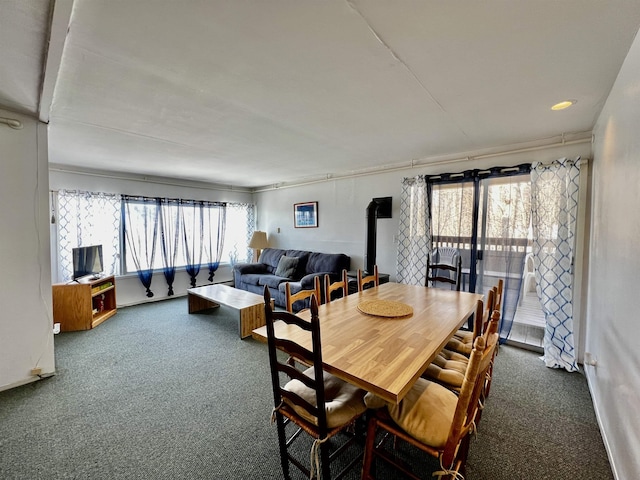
[188,284,270,339]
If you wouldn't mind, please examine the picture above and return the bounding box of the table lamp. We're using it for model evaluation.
[248,231,269,262]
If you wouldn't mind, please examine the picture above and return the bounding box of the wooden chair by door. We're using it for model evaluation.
[422,308,500,395]
[324,269,348,304]
[285,276,321,313]
[494,278,504,314]
[357,265,379,292]
[426,256,462,291]
[362,331,499,480]
[263,287,367,480]
[446,287,496,357]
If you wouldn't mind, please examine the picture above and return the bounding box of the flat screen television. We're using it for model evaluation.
[72,245,104,280]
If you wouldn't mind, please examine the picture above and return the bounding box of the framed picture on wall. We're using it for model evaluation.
[294,201,318,228]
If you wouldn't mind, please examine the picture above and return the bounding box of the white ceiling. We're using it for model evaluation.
[2,1,640,189]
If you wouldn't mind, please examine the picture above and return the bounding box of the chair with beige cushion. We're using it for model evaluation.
[263,287,367,480]
[362,331,499,480]
[423,309,500,395]
[446,287,496,357]
[285,275,321,313]
[494,278,503,315]
[324,269,349,304]
[357,265,379,292]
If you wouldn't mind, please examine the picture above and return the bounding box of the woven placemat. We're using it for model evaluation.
[356,300,413,318]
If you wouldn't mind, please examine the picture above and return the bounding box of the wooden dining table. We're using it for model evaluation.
[252,282,482,405]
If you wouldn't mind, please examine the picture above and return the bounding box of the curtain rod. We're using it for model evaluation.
[252,135,591,192]
[532,156,587,169]
[48,165,253,194]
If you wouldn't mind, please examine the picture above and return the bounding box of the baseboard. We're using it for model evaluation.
[503,338,543,354]
[117,280,235,308]
[584,368,620,480]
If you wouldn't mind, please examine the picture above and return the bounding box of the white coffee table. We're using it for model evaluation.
[187,284,270,339]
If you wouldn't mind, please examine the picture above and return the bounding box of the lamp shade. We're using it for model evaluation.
[248,231,269,249]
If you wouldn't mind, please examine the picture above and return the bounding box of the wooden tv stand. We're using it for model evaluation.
[52,275,117,332]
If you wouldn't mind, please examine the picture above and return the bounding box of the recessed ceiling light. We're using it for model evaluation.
[551,100,576,111]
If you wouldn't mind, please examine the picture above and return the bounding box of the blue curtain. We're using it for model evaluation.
[123,196,159,297]
[204,203,227,282]
[159,199,180,295]
[180,200,204,288]
[474,175,531,342]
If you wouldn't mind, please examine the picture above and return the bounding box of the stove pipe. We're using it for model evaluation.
[365,200,379,275]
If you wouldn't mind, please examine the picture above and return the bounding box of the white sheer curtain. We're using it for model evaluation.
[56,190,121,282]
[396,176,430,285]
[531,158,580,372]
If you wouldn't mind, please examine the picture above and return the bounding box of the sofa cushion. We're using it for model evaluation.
[240,273,264,286]
[306,252,350,275]
[274,255,299,278]
[258,248,286,273]
[259,275,290,289]
[233,262,269,275]
[280,281,301,294]
[286,250,310,278]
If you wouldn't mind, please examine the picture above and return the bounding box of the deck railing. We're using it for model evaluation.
[432,235,530,277]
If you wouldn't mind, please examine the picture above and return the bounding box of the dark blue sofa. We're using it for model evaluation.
[233,248,350,311]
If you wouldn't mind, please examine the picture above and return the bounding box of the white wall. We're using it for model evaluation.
[589,29,640,480]
[0,109,55,391]
[255,142,590,280]
[49,170,252,305]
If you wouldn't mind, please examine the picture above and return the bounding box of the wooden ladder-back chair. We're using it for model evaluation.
[324,269,349,304]
[446,287,496,357]
[426,256,462,291]
[483,279,503,400]
[362,329,499,480]
[494,278,504,315]
[285,276,321,313]
[422,307,500,396]
[263,287,367,480]
[357,265,379,292]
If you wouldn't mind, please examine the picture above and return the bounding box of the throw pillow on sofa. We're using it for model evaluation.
[275,255,299,278]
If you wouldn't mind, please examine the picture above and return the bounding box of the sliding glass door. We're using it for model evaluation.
[430,167,532,340]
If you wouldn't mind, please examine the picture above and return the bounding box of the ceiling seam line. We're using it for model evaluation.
[344,0,470,140]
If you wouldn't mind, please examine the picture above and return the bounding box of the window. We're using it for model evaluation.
[122,197,254,274]
[56,190,121,281]
[55,190,255,282]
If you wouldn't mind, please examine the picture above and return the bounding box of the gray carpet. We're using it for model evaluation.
[0,297,612,479]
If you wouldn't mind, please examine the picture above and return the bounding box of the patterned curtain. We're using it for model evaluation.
[123,196,159,297]
[531,158,580,372]
[224,203,255,266]
[158,199,180,295]
[56,190,121,282]
[180,200,204,287]
[396,176,430,285]
[204,203,227,282]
